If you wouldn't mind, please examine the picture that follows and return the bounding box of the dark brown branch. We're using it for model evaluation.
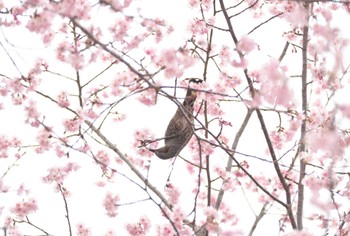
[247,12,283,35]
[279,42,290,62]
[297,2,310,230]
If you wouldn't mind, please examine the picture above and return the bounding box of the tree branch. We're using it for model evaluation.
[297,2,310,230]
[248,202,270,236]
[215,108,253,210]
[218,0,297,228]
[84,120,173,210]
[59,184,72,236]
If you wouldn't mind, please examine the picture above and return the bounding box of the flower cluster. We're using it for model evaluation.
[103,192,119,217]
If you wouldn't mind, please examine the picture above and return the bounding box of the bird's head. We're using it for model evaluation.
[183,78,202,108]
[185,78,203,98]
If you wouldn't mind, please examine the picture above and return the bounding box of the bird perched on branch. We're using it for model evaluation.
[149,78,202,159]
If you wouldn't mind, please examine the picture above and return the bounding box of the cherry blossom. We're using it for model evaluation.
[42,162,80,186]
[165,183,180,205]
[0,0,349,235]
[284,2,309,27]
[103,192,119,217]
[10,198,38,219]
[0,178,9,193]
[125,215,151,236]
[237,35,257,54]
[76,224,91,236]
[57,91,70,107]
[63,118,83,133]
[138,88,157,106]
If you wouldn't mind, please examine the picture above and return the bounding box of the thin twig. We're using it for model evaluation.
[59,184,72,236]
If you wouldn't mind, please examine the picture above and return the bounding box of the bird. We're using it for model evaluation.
[149,78,202,159]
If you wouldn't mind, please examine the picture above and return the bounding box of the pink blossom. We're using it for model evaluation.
[189,18,208,35]
[165,183,180,205]
[284,3,308,26]
[200,140,215,156]
[161,49,180,78]
[43,162,80,185]
[0,178,9,193]
[35,128,52,153]
[17,183,30,196]
[109,18,131,42]
[171,207,186,229]
[206,102,223,116]
[156,224,175,236]
[8,78,23,93]
[284,230,314,236]
[24,100,40,127]
[63,118,82,132]
[11,198,38,218]
[338,104,350,119]
[96,181,106,187]
[55,144,66,157]
[103,192,119,217]
[0,135,21,158]
[221,230,243,236]
[110,78,123,97]
[78,144,90,153]
[57,91,70,107]
[125,215,151,236]
[237,35,257,54]
[160,48,196,78]
[26,11,53,34]
[133,128,157,158]
[104,229,117,236]
[313,23,337,42]
[84,109,98,119]
[257,58,294,107]
[232,57,248,68]
[189,0,199,8]
[11,6,25,19]
[219,202,239,225]
[307,128,343,157]
[317,7,333,21]
[55,42,85,70]
[11,93,26,105]
[101,0,124,11]
[54,0,91,19]
[138,88,157,106]
[0,80,8,96]
[204,206,220,233]
[219,45,232,65]
[42,31,54,44]
[96,150,110,165]
[76,224,91,236]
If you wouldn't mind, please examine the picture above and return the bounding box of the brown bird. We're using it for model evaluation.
[149,79,202,159]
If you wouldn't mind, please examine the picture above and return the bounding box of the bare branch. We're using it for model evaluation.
[296,2,310,230]
[84,120,173,210]
[247,12,283,35]
[59,184,72,236]
[248,203,271,236]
